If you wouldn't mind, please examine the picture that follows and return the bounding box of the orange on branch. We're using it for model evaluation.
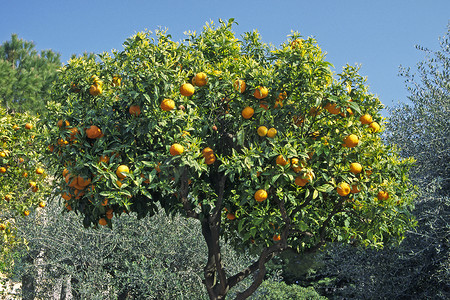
[257,126,268,137]
[344,134,359,148]
[253,86,268,99]
[129,105,141,116]
[337,182,351,196]
[180,83,195,96]
[349,163,362,174]
[241,107,254,119]
[192,72,208,86]
[233,79,246,93]
[170,143,184,156]
[267,128,277,138]
[160,98,175,111]
[360,114,373,125]
[116,165,130,179]
[254,189,268,202]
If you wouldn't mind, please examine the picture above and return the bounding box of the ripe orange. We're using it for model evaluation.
[205,153,216,165]
[242,107,254,119]
[202,147,214,157]
[4,194,12,202]
[23,210,30,216]
[344,134,359,148]
[276,155,289,166]
[233,79,246,93]
[170,143,184,156]
[99,155,109,164]
[349,163,362,174]
[291,158,305,173]
[337,182,351,196]
[36,167,44,175]
[369,122,380,133]
[106,208,114,219]
[25,123,33,130]
[77,175,91,188]
[254,189,268,202]
[62,193,71,201]
[226,213,236,220]
[129,105,141,116]
[377,191,389,201]
[253,86,268,99]
[295,173,313,187]
[0,152,6,157]
[259,101,268,110]
[267,128,277,138]
[99,218,107,226]
[86,125,102,139]
[116,165,130,179]
[68,127,79,141]
[0,167,6,173]
[192,72,208,86]
[0,224,6,231]
[38,201,46,208]
[360,114,373,125]
[273,234,281,241]
[180,83,195,96]
[57,120,70,128]
[89,84,102,96]
[161,98,175,111]
[257,126,268,137]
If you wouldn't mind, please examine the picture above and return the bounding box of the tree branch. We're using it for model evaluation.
[179,167,198,219]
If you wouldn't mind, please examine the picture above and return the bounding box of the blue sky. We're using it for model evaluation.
[1,0,448,111]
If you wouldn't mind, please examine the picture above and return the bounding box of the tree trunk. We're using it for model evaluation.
[21,254,35,300]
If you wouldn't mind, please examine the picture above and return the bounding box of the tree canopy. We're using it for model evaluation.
[44,19,416,299]
[0,34,61,114]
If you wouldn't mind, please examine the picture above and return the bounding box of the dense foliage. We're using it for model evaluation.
[43,19,416,299]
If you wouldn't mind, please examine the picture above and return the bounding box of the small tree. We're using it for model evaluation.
[45,19,416,299]
[0,34,61,114]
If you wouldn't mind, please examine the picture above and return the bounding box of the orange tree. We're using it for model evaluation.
[44,19,416,299]
[0,106,49,272]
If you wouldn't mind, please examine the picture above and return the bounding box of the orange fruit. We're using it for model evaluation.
[233,79,246,93]
[32,186,39,193]
[295,173,313,187]
[180,83,195,96]
[99,155,109,164]
[349,163,362,174]
[99,218,107,226]
[0,167,6,173]
[39,201,46,208]
[337,182,351,196]
[253,86,268,99]
[202,147,214,157]
[4,194,12,202]
[291,158,305,173]
[116,180,123,187]
[226,213,236,220]
[25,123,33,130]
[273,234,281,241]
[254,189,268,202]
[170,143,184,156]
[13,124,19,130]
[344,134,359,148]
[62,193,71,201]
[106,208,114,219]
[36,167,44,175]
[160,98,175,111]
[369,122,380,133]
[192,72,208,86]
[0,152,6,157]
[377,191,389,201]
[129,105,141,116]
[68,127,79,141]
[77,175,91,187]
[23,210,30,216]
[325,103,341,115]
[257,126,268,137]
[57,120,70,128]
[101,199,108,206]
[241,107,254,119]
[22,172,28,177]
[360,114,373,125]
[0,224,6,231]
[116,165,130,179]
[293,115,304,126]
[86,125,102,139]
[276,155,289,166]
[267,128,277,138]
[89,83,102,96]
[205,153,216,165]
